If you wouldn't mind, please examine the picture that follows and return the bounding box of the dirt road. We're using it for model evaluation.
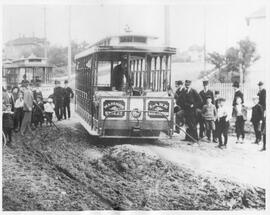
[2,116,266,210]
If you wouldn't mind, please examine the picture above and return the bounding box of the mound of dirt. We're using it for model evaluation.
[2,121,266,211]
[100,145,265,210]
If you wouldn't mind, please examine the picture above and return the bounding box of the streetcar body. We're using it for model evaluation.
[75,35,176,139]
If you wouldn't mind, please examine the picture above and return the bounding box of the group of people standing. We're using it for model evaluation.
[2,79,74,147]
[53,80,74,121]
[173,80,266,151]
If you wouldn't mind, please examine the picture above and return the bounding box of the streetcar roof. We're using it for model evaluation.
[75,35,176,60]
[2,53,54,69]
[3,61,54,69]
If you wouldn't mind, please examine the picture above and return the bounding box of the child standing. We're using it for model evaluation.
[216,98,230,148]
[32,96,44,128]
[250,96,264,144]
[14,91,24,132]
[232,97,247,144]
[2,104,14,146]
[44,98,55,126]
[201,95,217,142]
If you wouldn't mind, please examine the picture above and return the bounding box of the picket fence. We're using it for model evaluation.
[209,83,258,107]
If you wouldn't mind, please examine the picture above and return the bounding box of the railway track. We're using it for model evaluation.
[19,127,129,210]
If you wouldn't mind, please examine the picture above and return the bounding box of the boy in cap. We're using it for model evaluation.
[44,98,55,126]
[232,97,247,144]
[214,90,220,108]
[250,96,264,144]
[212,90,221,142]
[183,80,202,141]
[63,80,74,120]
[32,96,44,128]
[14,91,24,132]
[201,95,217,142]
[199,80,214,138]
[2,104,14,146]
[216,98,230,148]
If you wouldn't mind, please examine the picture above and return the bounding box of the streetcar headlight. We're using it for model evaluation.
[131,108,141,119]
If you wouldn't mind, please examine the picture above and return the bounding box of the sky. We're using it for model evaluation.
[2,1,267,53]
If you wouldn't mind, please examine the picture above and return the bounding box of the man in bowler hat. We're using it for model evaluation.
[174,80,186,133]
[183,80,202,141]
[232,81,244,107]
[257,81,266,111]
[63,80,74,119]
[53,80,64,121]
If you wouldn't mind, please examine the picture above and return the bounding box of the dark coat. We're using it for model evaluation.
[112,64,130,90]
[251,104,264,123]
[9,94,15,112]
[232,90,244,106]
[53,87,64,102]
[184,88,202,111]
[63,87,74,102]
[3,112,14,129]
[199,89,215,106]
[33,101,44,115]
[174,87,186,109]
[257,89,266,110]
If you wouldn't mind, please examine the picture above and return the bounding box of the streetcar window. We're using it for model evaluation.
[119,36,147,43]
[97,61,111,87]
[29,59,42,63]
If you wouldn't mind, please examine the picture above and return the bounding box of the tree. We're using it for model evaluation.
[48,46,67,67]
[238,38,260,83]
[205,38,259,83]
[206,52,225,72]
[224,47,240,73]
[71,41,89,63]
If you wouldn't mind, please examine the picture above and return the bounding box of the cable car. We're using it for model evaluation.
[74,35,176,139]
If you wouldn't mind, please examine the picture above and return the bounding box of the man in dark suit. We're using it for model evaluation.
[183,80,202,142]
[251,96,264,144]
[232,81,244,106]
[174,80,185,133]
[257,81,266,111]
[112,60,130,91]
[53,80,65,121]
[198,80,215,138]
[63,80,74,120]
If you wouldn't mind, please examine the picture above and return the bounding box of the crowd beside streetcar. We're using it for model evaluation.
[2,74,266,151]
[172,79,266,151]
[2,78,74,147]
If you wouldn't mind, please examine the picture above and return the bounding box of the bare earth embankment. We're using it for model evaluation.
[3,117,266,210]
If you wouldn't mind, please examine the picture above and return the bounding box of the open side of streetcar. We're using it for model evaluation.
[74,35,176,139]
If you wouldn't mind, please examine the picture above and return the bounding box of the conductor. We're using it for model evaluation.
[112,61,130,91]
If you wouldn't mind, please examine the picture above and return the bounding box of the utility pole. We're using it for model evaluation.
[68,5,72,82]
[43,6,47,59]
[164,5,170,46]
[203,6,206,72]
[43,6,48,83]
